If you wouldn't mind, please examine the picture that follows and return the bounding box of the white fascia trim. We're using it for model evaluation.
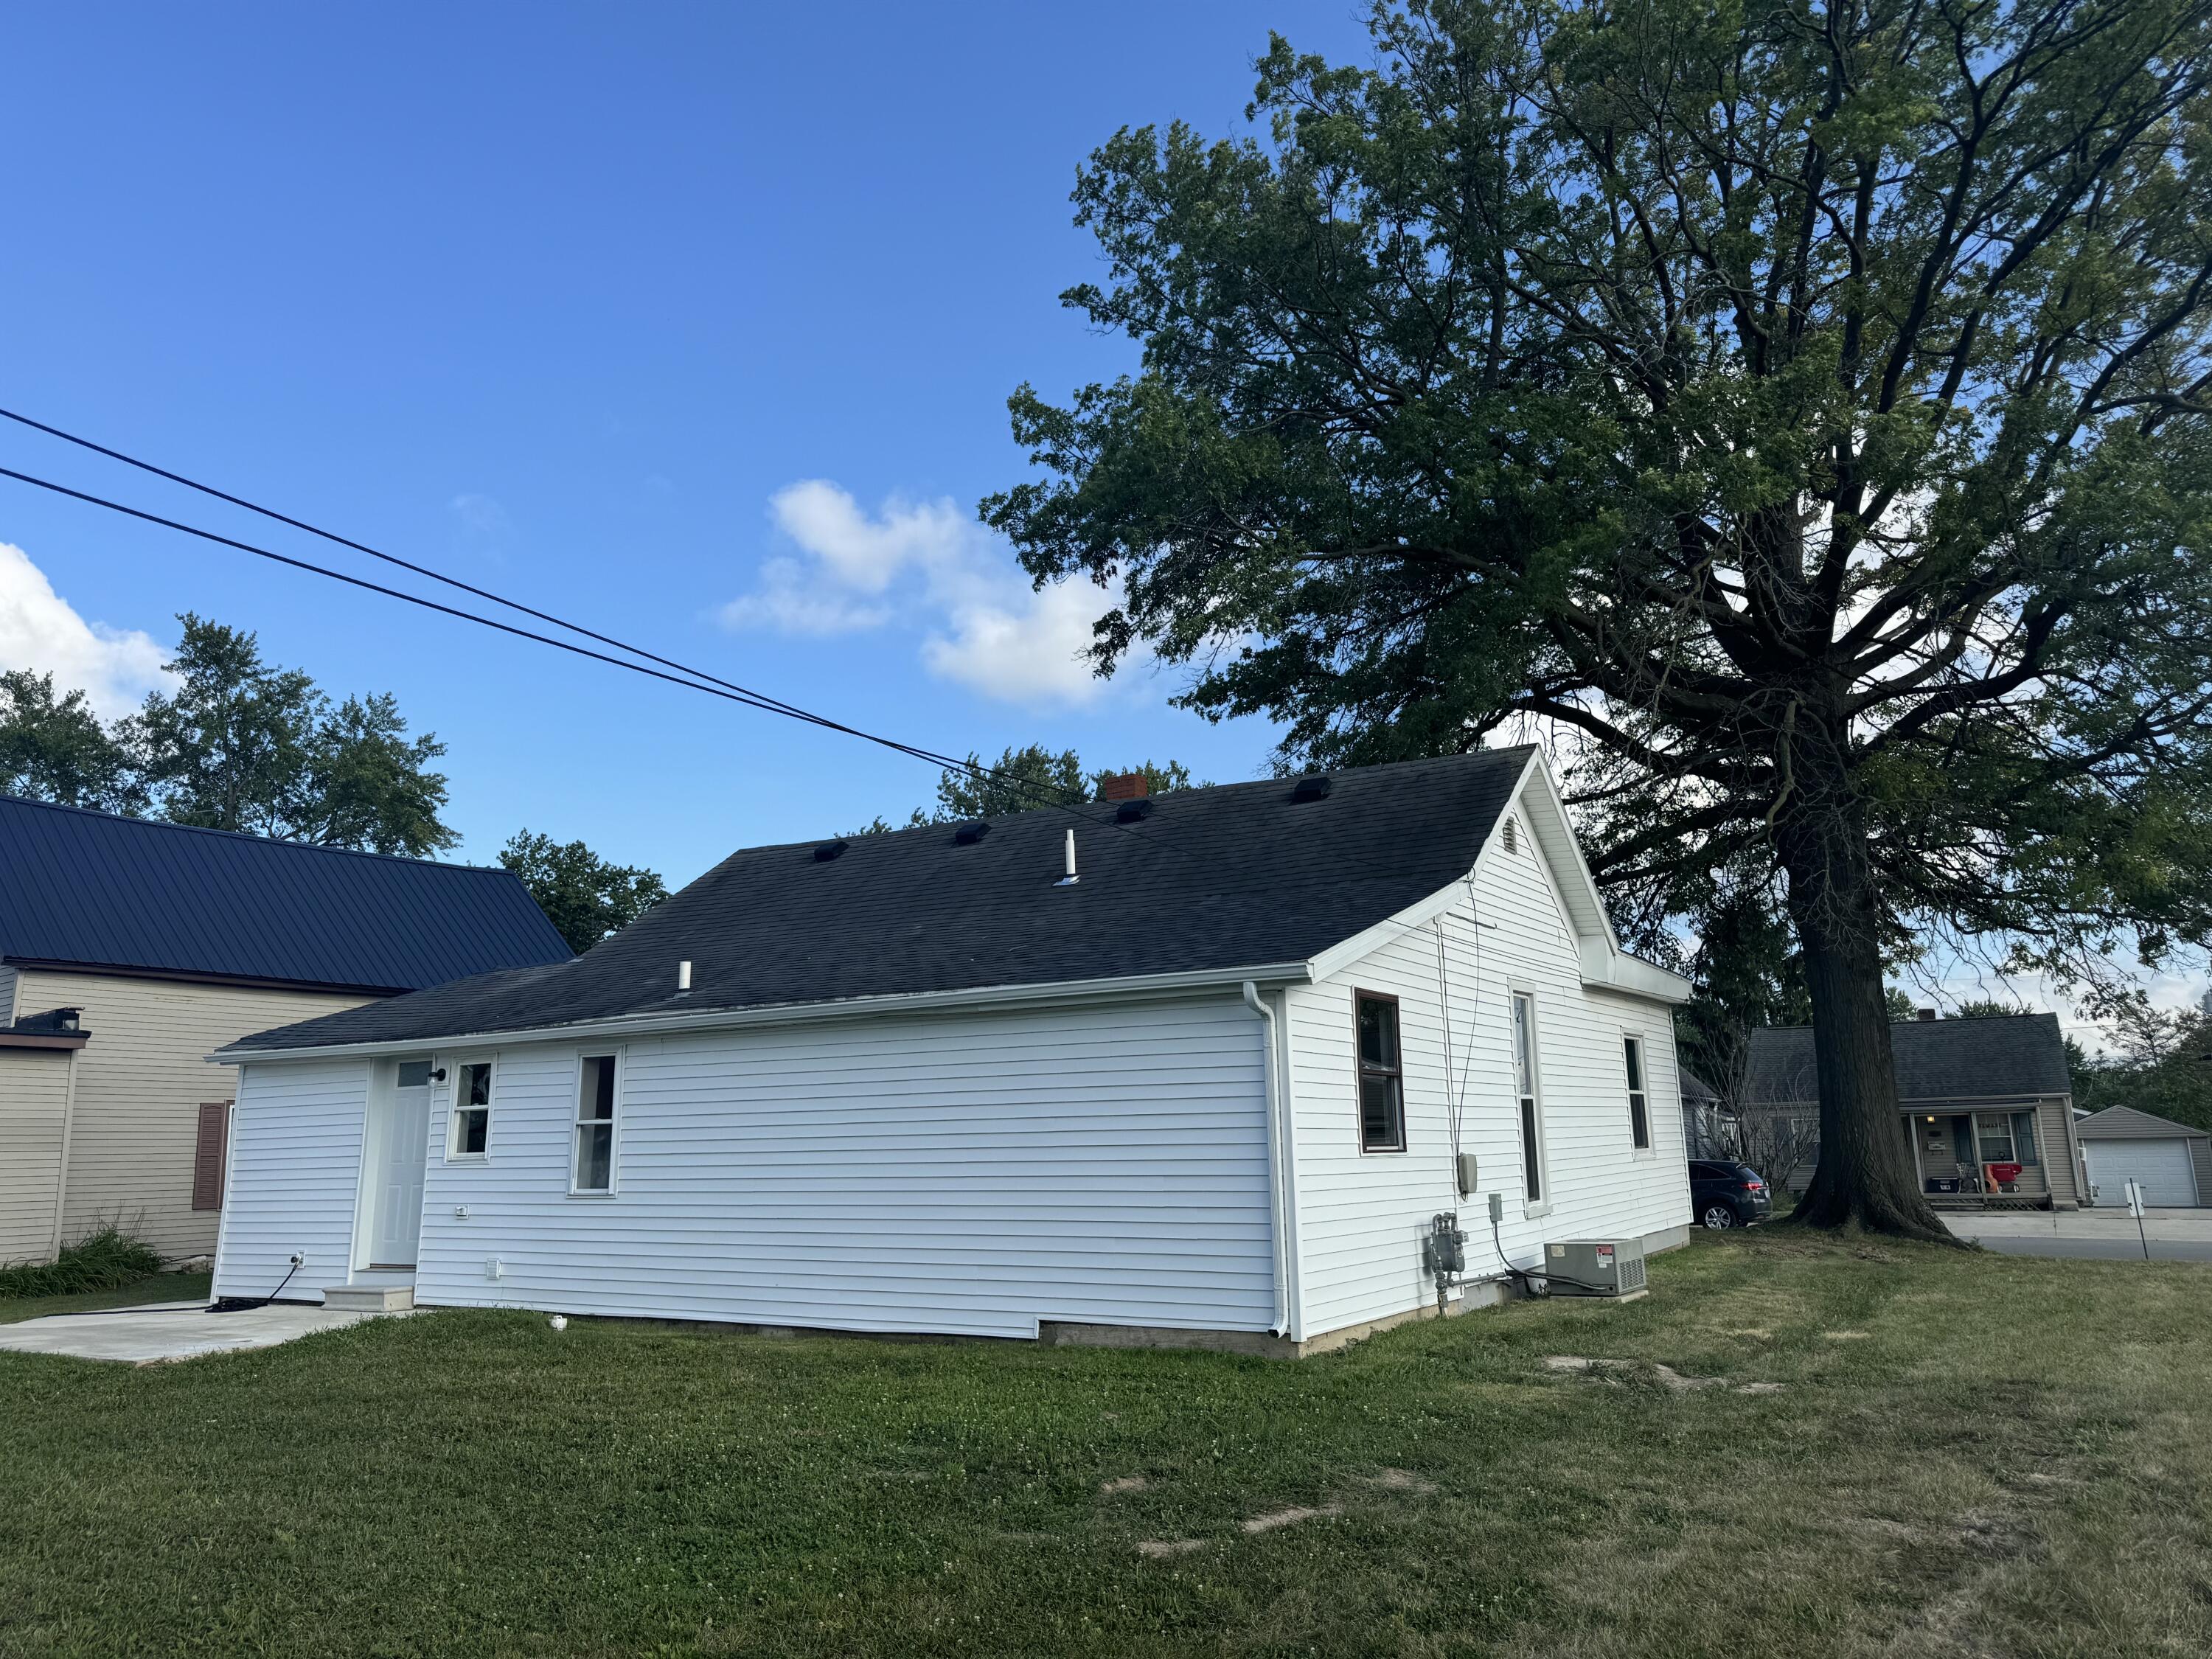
[1577,939,1694,1004]
[210,961,1315,1065]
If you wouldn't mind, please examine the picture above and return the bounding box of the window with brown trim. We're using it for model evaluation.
[192,1102,230,1210]
[1354,992,1407,1152]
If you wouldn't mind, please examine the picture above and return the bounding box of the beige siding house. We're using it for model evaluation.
[0,797,571,1267]
[1733,1012,2085,1210]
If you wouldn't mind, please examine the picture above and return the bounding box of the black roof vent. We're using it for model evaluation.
[812,839,849,863]
[1290,773,1333,803]
[952,821,992,846]
[1114,798,1154,824]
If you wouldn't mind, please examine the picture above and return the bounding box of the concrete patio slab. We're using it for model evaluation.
[0,1304,409,1365]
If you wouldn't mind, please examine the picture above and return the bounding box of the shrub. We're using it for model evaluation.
[0,1225,164,1298]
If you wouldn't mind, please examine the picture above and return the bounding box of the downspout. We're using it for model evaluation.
[1243,981,1293,1339]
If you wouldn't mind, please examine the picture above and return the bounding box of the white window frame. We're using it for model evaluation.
[445,1055,495,1162]
[1510,987,1551,1216]
[569,1048,624,1197]
[1622,1030,1655,1155]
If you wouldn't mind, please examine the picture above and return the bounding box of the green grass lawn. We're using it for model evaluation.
[0,1272,209,1326]
[1,1234,2208,1658]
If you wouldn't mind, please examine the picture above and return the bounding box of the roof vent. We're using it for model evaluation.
[1501,818,1518,855]
[953,821,991,846]
[1290,773,1332,804]
[1917,1007,1938,1021]
[812,839,849,863]
[1114,797,1153,824]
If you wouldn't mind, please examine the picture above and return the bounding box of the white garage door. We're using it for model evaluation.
[2084,1139,2201,1208]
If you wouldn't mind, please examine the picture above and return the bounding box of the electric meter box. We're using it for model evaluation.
[1543,1237,1648,1298]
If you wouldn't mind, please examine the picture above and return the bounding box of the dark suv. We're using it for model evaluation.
[1688,1160,1773,1229]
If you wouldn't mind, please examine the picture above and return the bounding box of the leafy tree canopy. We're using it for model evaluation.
[848,745,1198,834]
[987,0,2212,1236]
[3,614,457,856]
[0,669,141,814]
[123,616,456,855]
[498,830,669,954]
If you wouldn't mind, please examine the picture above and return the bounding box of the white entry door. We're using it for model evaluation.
[370,1068,433,1267]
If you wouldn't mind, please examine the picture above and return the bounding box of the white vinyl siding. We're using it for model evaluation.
[11,970,367,1261]
[1285,795,1692,1340]
[211,1057,371,1302]
[0,964,19,1024]
[394,995,1273,1338]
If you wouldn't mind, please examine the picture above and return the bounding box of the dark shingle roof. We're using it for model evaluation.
[0,796,571,992]
[1679,1066,1719,1105]
[229,748,1536,1053]
[1745,1012,2071,1105]
[2075,1105,2211,1141]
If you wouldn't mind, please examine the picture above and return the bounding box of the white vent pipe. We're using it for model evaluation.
[676,960,692,992]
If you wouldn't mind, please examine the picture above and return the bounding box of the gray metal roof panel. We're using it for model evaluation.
[0,796,572,991]
[230,748,1537,1052]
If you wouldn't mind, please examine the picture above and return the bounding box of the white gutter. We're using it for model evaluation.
[212,960,1315,1065]
[1243,980,1295,1339]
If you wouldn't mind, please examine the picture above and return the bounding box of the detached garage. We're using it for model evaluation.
[2076,1106,2211,1208]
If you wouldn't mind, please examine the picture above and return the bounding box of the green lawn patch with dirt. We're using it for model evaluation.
[1,1232,2206,1657]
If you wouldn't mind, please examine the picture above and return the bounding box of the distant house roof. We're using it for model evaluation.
[2074,1105,2211,1142]
[0,796,571,994]
[1745,1012,2072,1105]
[229,748,1549,1054]
[1680,1067,1719,1106]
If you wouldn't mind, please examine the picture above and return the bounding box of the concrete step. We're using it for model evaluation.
[321,1284,414,1312]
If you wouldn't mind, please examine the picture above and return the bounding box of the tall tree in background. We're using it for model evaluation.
[849,745,1198,833]
[498,830,669,954]
[124,616,456,855]
[0,669,141,813]
[987,0,2212,1237]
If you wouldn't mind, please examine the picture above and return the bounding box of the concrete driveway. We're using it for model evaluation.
[1944,1208,2212,1262]
[0,1302,407,1365]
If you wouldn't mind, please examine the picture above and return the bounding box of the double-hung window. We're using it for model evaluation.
[1623,1034,1652,1151]
[1354,992,1407,1152]
[450,1060,493,1158]
[573,1054,619,1194]
[1512,992,1545,1204]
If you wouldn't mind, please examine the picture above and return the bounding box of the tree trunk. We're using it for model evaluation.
[1773,712,1958,1242]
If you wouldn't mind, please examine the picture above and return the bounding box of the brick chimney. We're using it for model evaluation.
[1917,1007,1937,1021]
[1099,771,1150,802]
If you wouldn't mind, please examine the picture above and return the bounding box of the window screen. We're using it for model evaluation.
[574,1054,617,1192]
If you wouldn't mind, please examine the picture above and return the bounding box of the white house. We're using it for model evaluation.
[211,749,1694,1355]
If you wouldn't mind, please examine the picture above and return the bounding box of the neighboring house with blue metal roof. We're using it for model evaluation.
[0,795,570,1267]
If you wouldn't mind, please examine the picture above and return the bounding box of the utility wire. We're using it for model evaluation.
[0,404,1106,813]
[0,453,1211,869]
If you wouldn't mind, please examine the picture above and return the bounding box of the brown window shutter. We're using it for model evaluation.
[192,1102,231,1211]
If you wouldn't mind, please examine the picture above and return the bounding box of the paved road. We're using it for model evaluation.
[1943,1208,2212,1262]
[1960,1233,2212,1262]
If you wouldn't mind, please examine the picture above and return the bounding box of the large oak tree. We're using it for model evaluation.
[987,0,2212,1236]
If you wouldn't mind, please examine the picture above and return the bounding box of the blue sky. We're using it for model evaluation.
[0,2,1376,886]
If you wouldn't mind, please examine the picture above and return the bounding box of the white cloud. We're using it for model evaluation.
[450,492,513,542]
[720,480,1130,706]
[0,540,172,719]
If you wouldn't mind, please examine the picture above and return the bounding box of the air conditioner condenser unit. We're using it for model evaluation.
[1543,1237,1647,1300]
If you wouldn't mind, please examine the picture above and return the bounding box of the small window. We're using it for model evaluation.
[1624,1035,1651,1150]
[397,1060,432,1088]
[574,1054,618,1193]
[1973,1111,2015,1163]
[1512,992,1543,1202]
[450,1060,493,1158]
[1354,992,1406,1152]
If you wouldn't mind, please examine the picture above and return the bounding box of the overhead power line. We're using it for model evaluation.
[0,425,1206,869]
